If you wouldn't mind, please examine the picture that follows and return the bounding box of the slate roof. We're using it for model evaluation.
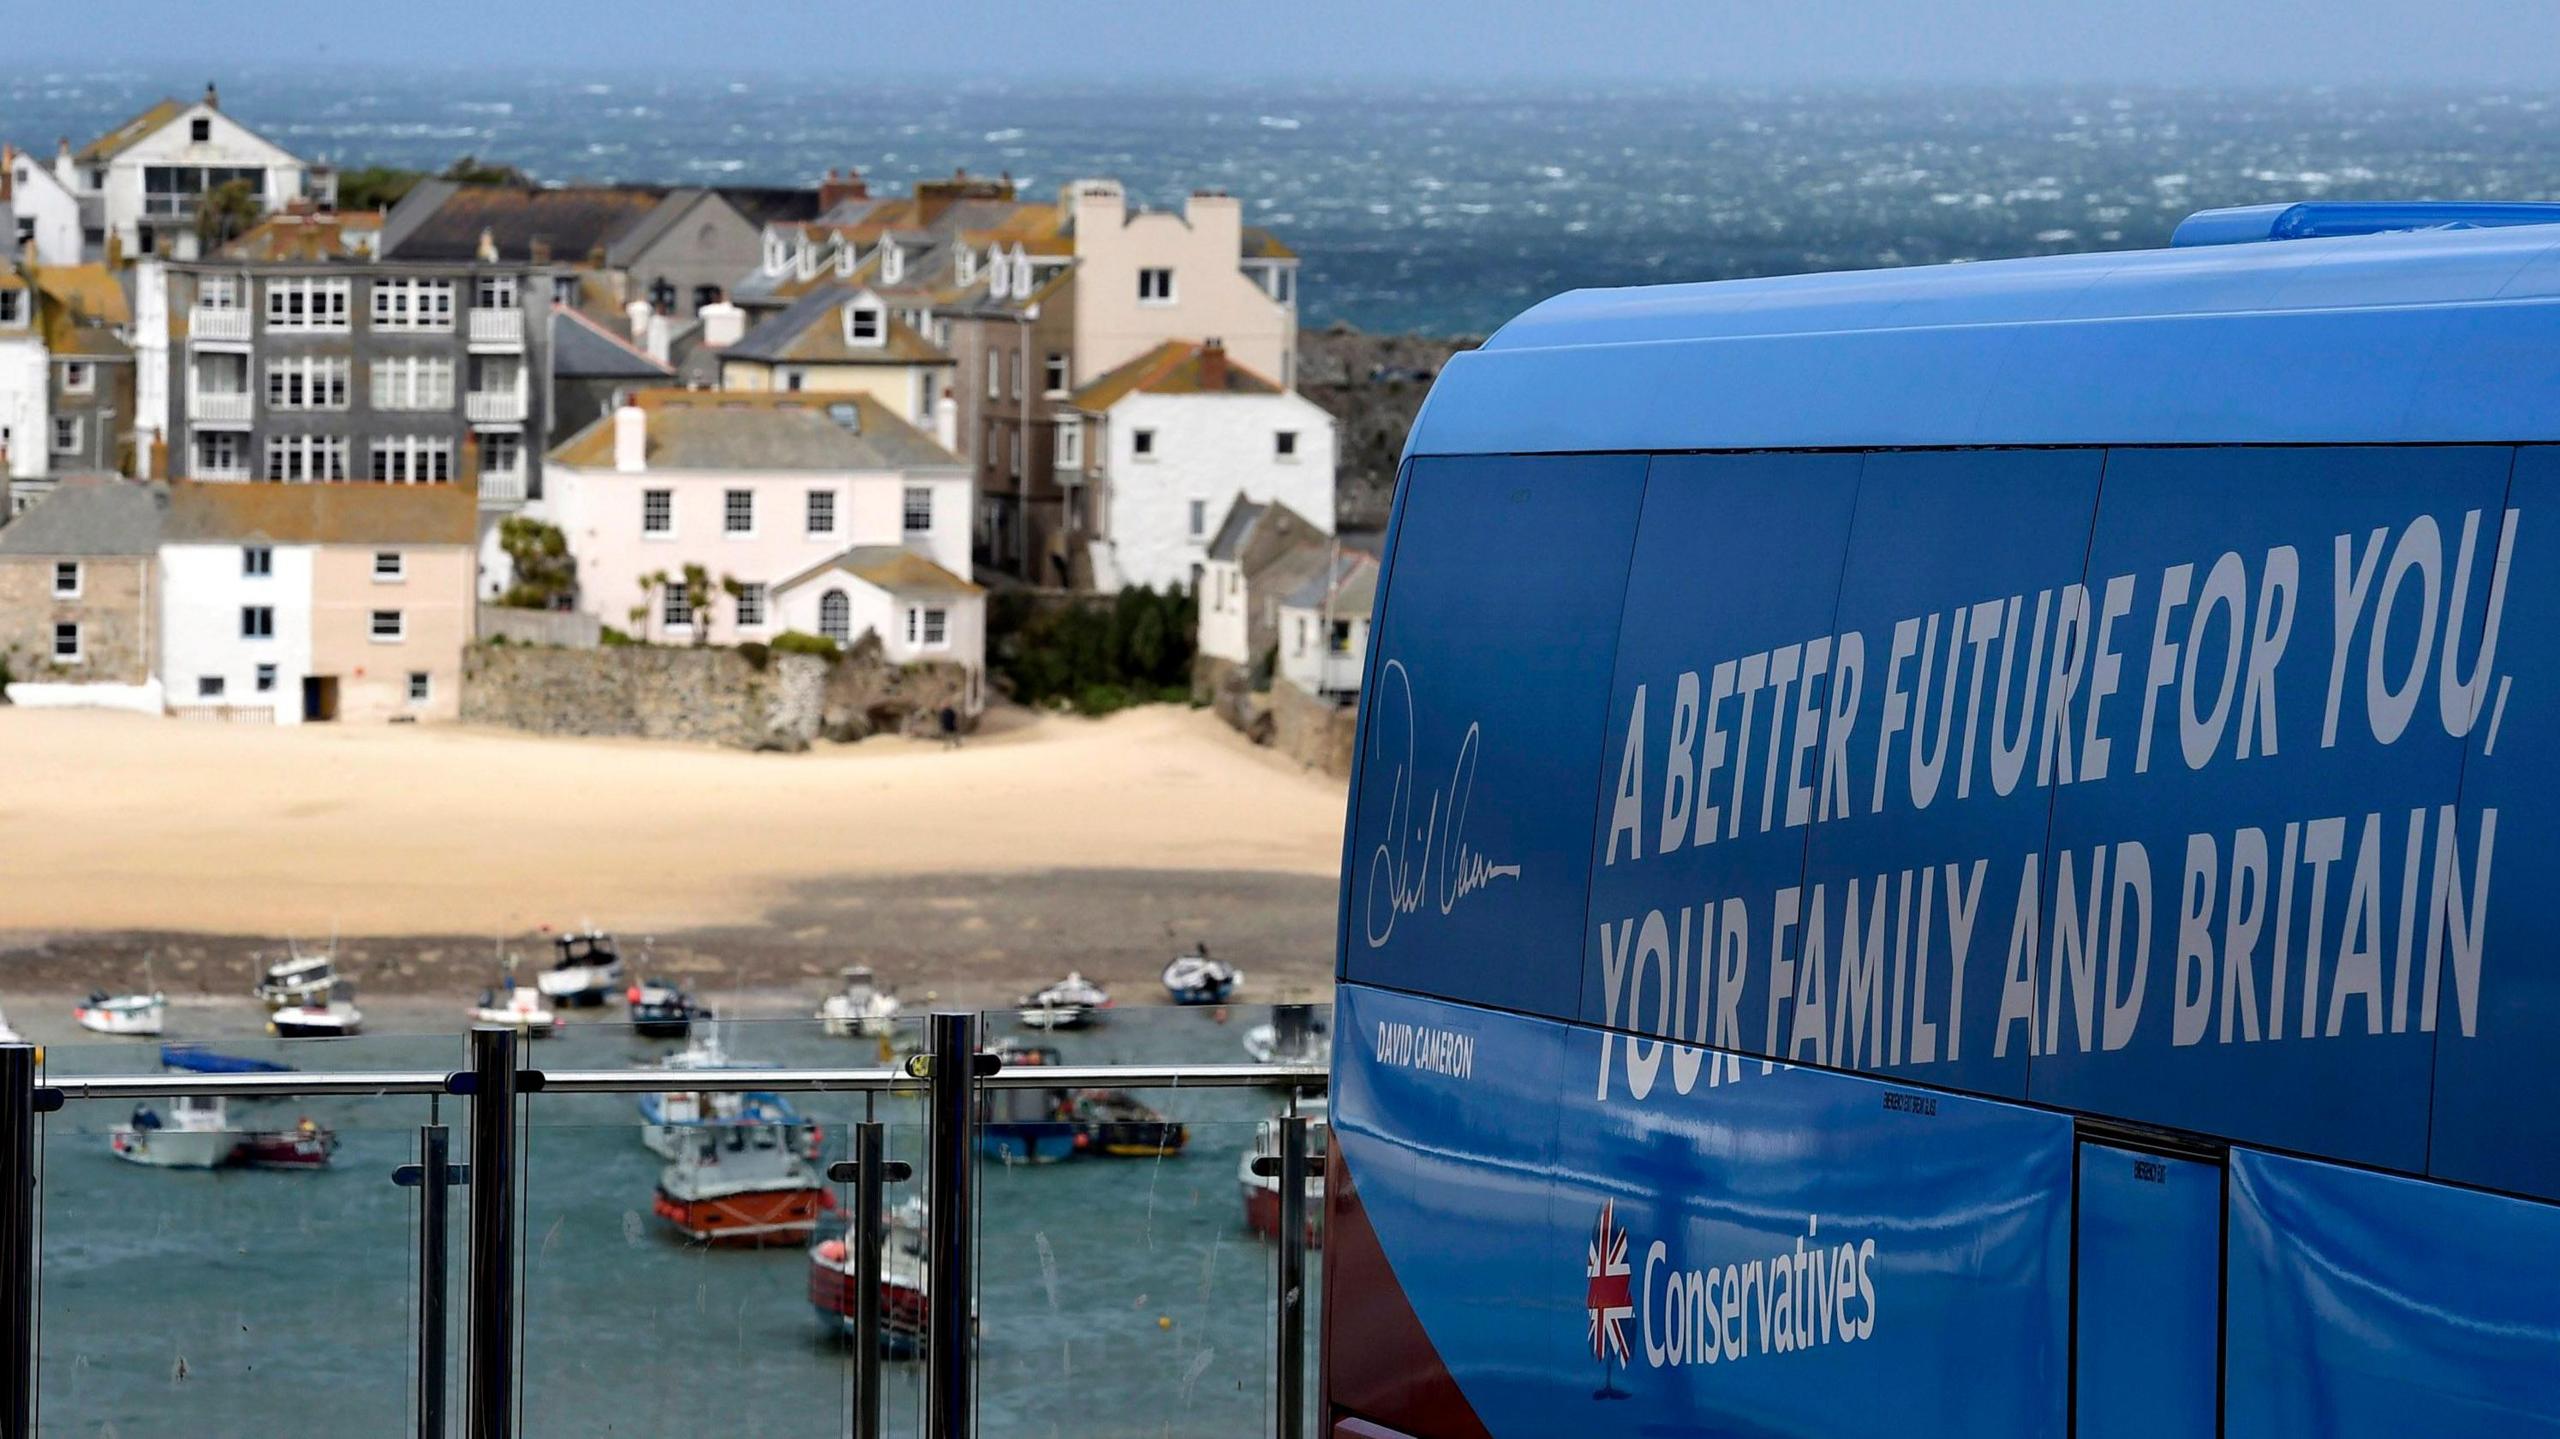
[1203,499,1266,562]
[385,181,666,262]
[773,545,981,597]
[1281,550,1376,611]
[0,479,167,556]
[550,305,674,381]
[722,285,949,366]
[1069,341,1280,411]
[549,389,960,472]
[161,481,478,546]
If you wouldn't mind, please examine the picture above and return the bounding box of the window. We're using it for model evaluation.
[50,416,80,455]
[241,605,274,639]
[198,273,243,310]
[51,561,79,597]
[369,436,454,484]
[648,279,677,313]
[60,361,93,395]
[264,433,349,481]
[1056,420,1082,470]
[265,277,350,331]
[370,277,456,330]
[1330,619,1354,654]
[370,609,404,642]
[0,292,21,326]
[1188,499,1207,539]
[735,582,767,628]
[846,304,882,345]
[242,545,272,576]
[197,431,247,477]
[1275,430,1299,460]
[723,489,754,535]
[256,663,277,693]
[551,275,580,308]
[691,284,722,312]
[477,432,522,480]
[266,355,350,410]
[805,489,836,536]
[1132,428,1156,459]
[905,605,949,649]
[373,551,404,581]
[370,356,454,410]
[407,671,431,704]
[1137,267,1174,304]
[190,117,211,143]
[473,274,519,310]
[1043,353,1069,395]
[52,622,79,664]
[819,589,850,644]
[987,348,1002,395]
[662,581,692,629]
[782,369,805,392]
[642,489,673,536]
[902,486,933,533]
[198,675,225,699]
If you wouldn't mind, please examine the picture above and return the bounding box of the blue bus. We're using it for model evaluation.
[1321,203,2560,1439]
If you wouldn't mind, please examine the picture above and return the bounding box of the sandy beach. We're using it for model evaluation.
[0,704,1348,1008]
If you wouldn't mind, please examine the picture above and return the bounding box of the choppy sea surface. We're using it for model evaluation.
[9,71,2560,333]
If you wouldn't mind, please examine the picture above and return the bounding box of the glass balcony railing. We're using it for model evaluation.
[0,1004,1330,1439]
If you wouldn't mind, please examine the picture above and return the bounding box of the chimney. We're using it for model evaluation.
[818,166,869,211]
[699,300,745,349]
[934,383,958,455]
[1184,188,1243,252]
[476,226,498,264]
[528,236,552,266]
[148,431,169,481]
[203,81,220,111]
[624,298,652,340]
[644,312,671,366]
[613,405,647,473]
[53,137,72,188]
[1197,339,1228,391]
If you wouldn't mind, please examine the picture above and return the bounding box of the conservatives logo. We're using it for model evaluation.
[1584,1200,1635,1366]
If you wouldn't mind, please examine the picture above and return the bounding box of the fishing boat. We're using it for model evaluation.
[109,1096,244,1169]
[269,984,363,1039]
[808,1199,934,1355]
[652,1117,834,1246]
[627,978,709,1039]
[1161,949,1242,1006]
[1074,1089,1187,1158]
[535,928,624,1007]
[73,989,166,1037]
[470,982,562,1037]
[1016,973,1111,1031]
[240,1118,337,1170]
[1238,1098,1329,1246]
[160,1044,294,1075]
[980,1042,1078,1163]
[252,942,339,1009]
[1243,1002,1331,1068]
[818,966,903,1038]
[0,1002,24,1045]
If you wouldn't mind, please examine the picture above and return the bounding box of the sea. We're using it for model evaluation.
[30,1007,1318,1438]
[10,70,2560,334]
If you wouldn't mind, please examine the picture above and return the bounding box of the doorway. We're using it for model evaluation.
[301,675,339,722]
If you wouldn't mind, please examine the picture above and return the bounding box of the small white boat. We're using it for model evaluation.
[74,990,166,1037]
[1239,1098,1330,1246]
[110,1096,244,1169]
[534,928,624,1007]
[818,966,903,1038]
[1017,972,1112,1031]
[0,1002,22,1045]
[270,985,363,1039]
[471,983,562,1037]
[252,942,338,1009]
[1243,1002,1331,1067]
[1162,951,1243,1006]
[653,1119,832,1247]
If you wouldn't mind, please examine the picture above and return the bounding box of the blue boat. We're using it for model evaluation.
[159,1044,293,1075]
[980,1042,1077,1163]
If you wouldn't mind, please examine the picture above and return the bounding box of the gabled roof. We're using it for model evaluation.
[603,188,731,268]
[773,544,981,598]
[384,181,667,263]
[217,210,384,262]
[1241,227,1296,261]
[549,389,960,472]
[550,304,673,381]
[74,99,185,164]
[1069,341,1281,411]
[1203,499,1267,562]
[723,285,948,366]
[1281,550,1376,611]
[33,263,129,326]
[0,479,166,556]
[162,480,478,546]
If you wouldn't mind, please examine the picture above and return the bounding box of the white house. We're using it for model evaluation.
[1065,339,1334,593]
[57,83,309,260]
[1276,549,1377,699]
[159,520,314,716]
[5,145,85,265]
[0,266,49,494]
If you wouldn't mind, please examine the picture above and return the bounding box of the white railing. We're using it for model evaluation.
[191,391,253,424]
[465,390,527,424]
[478,468,528,506]
[467,308,523,347]
[188,308,251,343]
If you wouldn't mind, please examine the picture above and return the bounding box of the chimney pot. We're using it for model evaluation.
[203,81,220,111]
[613,405,647,473]
[1198,339,1228,390]
[699,301,745,349]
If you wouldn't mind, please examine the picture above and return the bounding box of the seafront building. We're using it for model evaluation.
[52,83,319,261]
[0,476,167,712]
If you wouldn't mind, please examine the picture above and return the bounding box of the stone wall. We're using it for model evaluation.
[461,639,976,750]
[1269,675,1358,777]
[0,555,153,686]
[478,604,600,649]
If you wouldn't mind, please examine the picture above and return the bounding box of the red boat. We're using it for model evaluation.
[1239,1100,1328,1248]
[241,1118,338,1169]
[808,1201,932,1356]
[653,1119,833,1247]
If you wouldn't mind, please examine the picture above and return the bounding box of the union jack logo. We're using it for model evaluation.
[1584,1199,1635,1366]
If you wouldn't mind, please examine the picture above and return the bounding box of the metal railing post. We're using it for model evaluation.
[853,1121,889,1439]
[0,1044,49,1439]
[462,1028,521,1439]
[923,1012,980,1439]
[414,1123,455,1439]
[1275,1111,1311,1439]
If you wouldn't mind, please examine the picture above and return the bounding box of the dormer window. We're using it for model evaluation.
[955,247,977,286]
[762,231,789,275]
[833,239,856,277]
[881,243,905,284]
[988,249,1012,300]
[844,302,884,347]
[1011,249,1032,297]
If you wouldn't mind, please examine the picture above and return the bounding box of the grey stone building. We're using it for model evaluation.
[0,477,166,692]
[154,253,556,509]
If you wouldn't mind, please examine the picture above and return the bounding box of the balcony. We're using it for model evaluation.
[478,466,528,507]
[0,1007,1329,1438]
[465,389,528,425]
[188,307,252,344]
[190,390,253,425]
[467,307,524,349]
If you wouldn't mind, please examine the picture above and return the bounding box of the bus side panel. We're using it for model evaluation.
[2428,445,2551,1200]
[2225,1149,2560,1436]
[1343,453,1650,1020]
[2031,447,2510,1172]
[1575,452,1865,1066]
[1332,983,2072,1439]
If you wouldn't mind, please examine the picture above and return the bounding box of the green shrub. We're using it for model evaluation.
[771,630,840,659]
[600,626,639,648]
[990,584,1197,711]
[495,517,577,610]
[1074,683,1135,716]
[737,641,771,671]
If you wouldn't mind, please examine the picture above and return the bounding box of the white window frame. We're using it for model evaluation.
[902,486,933,534]
[1137,267,1175,305]
[52,621,81,665]
[60,360,94,395]
[662,580,693,631]
[1055,420,1083,470]
[1188,499,1207,540]
[264,276,350,332]
[723,488,756,537]
[735,582,768,629]
[196,429,247,478]
[370,355,455,411]
[1043,353,1069,396]
[50,415,81,455]
[198,273,244,310]
[370,609,405,643]
[263,434,349,482]
[242,545,272,576]
[256,662,277,693]
[642,489,674,539]
[197,674,225,699]
[407,671,432,704]
[51,561,80,598]
[370,277,457,331]
[373,550,405,583]
[819,589,850,644]
[266,355,350,411]
[241,605,275,640]
[986,348,1001,394]
[844,303,884,346]
[368,435,454,484]
[805,488,836,537]
[904,605,950,650]
[472,274,519,310]
[477,431,523,480]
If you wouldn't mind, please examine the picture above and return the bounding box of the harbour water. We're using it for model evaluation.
[29,1006,1321,1438]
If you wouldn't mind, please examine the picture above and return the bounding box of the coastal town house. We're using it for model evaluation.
[0,478,167,714]
[1276,548,1376,699]
[4,145,85,265]
[714,286,954,433]
[36,261,139,485]
[1066,340,1335,592]
[538,390,982,693]
[157,480,476,723]
[1194,496,1332,678]
[0,262,47,501]
[55,83,314,261]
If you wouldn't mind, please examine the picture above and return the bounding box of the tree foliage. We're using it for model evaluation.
[194,178,261,250]
[495,517,577,610]
[990,585,1197,715]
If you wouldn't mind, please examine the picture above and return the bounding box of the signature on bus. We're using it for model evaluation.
[1365,658,1523,947]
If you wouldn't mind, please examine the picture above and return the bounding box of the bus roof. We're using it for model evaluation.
[1410,213,2560,457]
